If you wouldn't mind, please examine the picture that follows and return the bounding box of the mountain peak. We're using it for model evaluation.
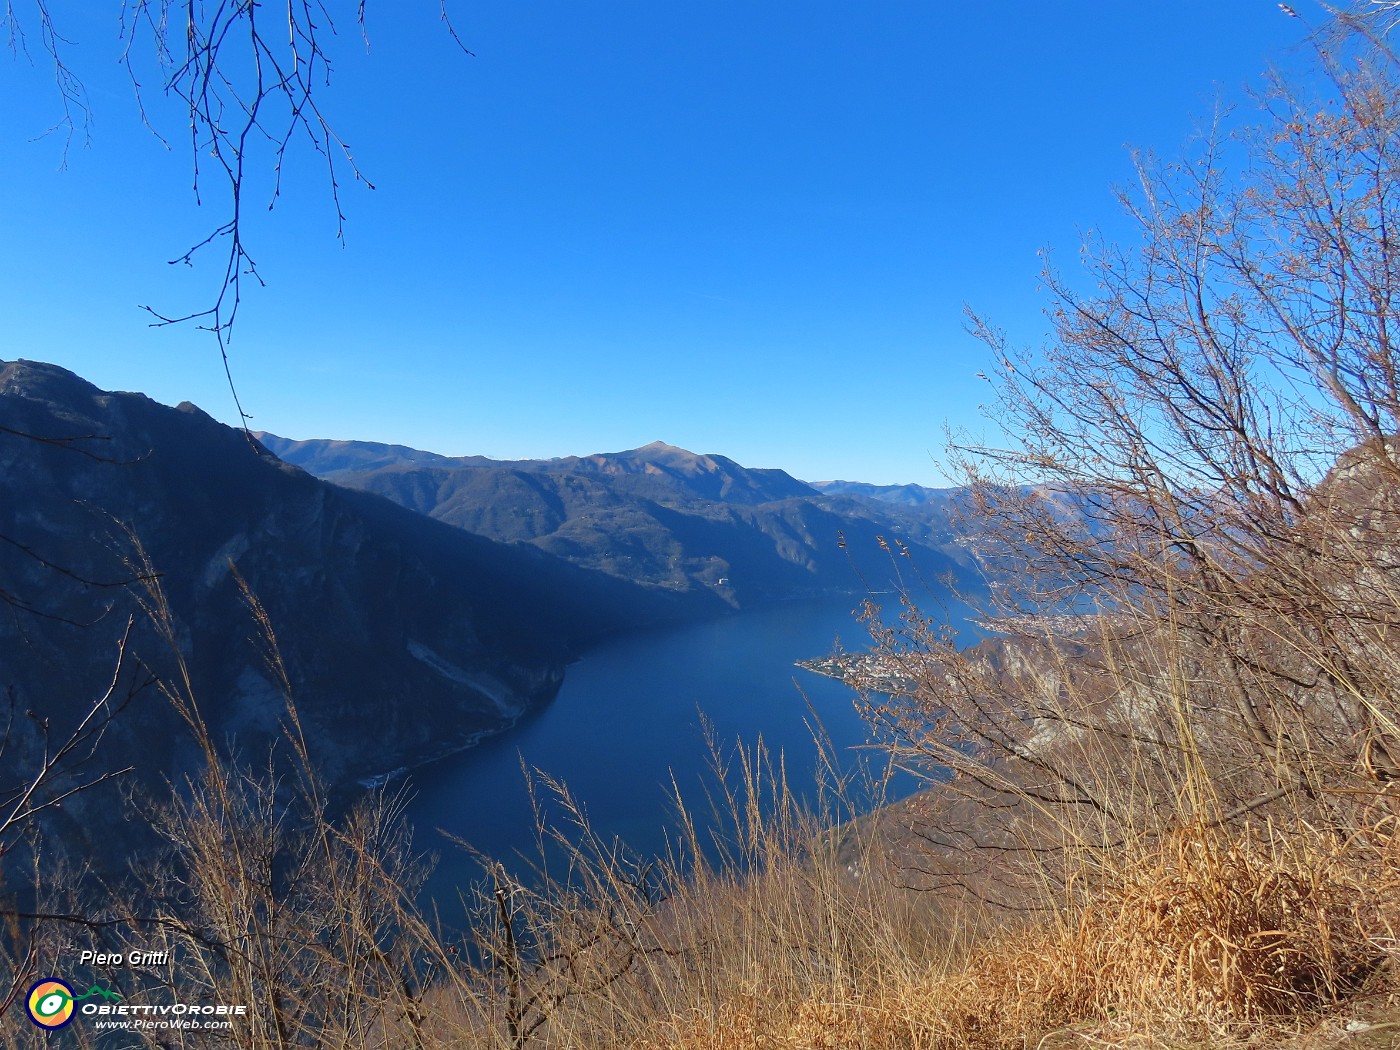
[1,358,103,402]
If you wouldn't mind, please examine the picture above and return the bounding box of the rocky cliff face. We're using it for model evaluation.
[0,361,687,814]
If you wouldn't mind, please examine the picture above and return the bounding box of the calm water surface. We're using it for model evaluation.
[405,592,970,900]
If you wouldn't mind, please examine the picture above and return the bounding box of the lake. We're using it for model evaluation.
[404,590,969,900]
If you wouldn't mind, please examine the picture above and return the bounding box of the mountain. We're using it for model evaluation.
[258,435,980,607]
[255,436,820,505]
[808,479,959,509]
[546,441,819,504]
[250,434,466,478]
[0,361,702,855]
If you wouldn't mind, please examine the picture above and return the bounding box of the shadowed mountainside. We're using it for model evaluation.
[0,361,708,847]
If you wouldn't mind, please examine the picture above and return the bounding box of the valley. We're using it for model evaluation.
[0,360,980,868]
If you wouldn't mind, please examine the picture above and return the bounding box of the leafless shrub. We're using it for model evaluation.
[854,12,1400,885]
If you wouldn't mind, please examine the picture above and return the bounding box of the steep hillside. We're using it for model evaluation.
[0,361,701,835]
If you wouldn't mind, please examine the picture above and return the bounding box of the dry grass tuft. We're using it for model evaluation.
[1066,824,1387,1024]
[923,824,1392,1049]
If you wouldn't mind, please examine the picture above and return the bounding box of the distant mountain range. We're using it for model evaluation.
[808,479,960,508]
[256,434,980,608]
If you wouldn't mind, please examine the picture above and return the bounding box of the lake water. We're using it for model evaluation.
[404,591,969,900]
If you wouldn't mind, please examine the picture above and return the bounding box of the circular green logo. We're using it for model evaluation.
[27,978,76,1030]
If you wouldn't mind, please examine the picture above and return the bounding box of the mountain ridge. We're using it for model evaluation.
[258,432,980,608]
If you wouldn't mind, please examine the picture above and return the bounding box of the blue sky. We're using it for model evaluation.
[0,2,1313,484]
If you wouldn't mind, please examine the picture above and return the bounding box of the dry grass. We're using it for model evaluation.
[598,820,1400,1050]
[941,823,1395,1044]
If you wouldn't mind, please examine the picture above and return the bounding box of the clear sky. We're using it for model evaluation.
[0,2,1317,485]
